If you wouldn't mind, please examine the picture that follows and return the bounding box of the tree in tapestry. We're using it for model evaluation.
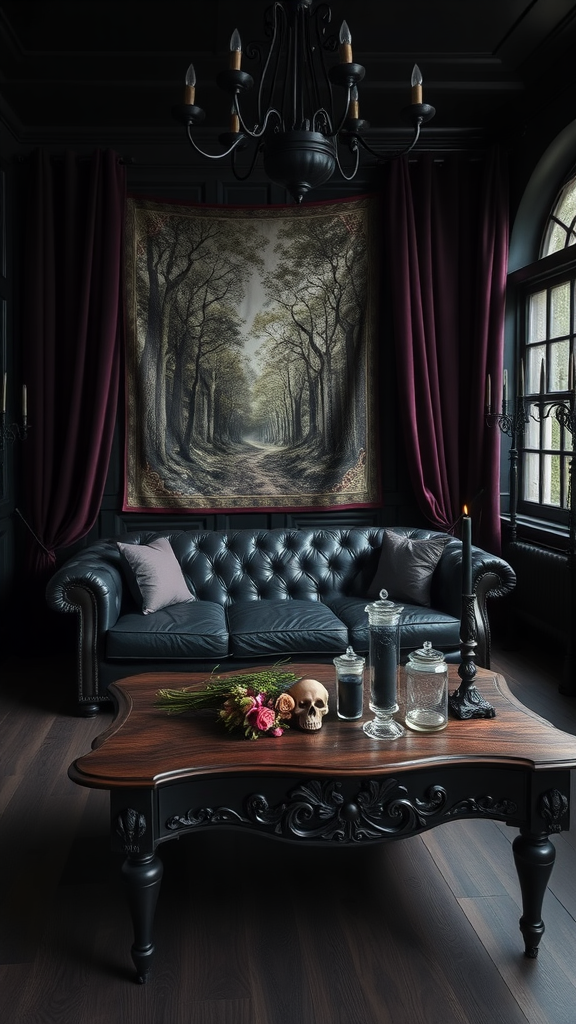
[123,195,380,511]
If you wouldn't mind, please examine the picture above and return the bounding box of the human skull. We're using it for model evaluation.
[286,678,329,731]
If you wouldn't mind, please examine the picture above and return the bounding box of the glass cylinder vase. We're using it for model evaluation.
[363,589,404,740]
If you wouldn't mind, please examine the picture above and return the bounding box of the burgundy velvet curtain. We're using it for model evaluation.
[21,149,126,579]
[382,149,508,553]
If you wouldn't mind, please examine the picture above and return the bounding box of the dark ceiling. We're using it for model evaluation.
[0,0,575,144]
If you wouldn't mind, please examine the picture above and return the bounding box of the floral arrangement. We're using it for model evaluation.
[155,667,299,740]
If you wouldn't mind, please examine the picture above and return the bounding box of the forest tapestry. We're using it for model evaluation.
[123,195,380,512]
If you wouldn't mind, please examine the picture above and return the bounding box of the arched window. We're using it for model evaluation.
[515,170,576,529]
[541,174,576,256]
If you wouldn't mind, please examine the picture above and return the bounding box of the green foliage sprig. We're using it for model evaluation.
[155,666,300,739]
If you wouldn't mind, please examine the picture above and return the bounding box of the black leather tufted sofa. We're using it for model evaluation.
[46,526,516,715]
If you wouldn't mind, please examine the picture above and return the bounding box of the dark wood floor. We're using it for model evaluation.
[1,643,575,1024]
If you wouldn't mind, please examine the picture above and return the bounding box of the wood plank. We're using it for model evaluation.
[458,893,576,1024]
[421,818,520,898]
[332,836,530,1024]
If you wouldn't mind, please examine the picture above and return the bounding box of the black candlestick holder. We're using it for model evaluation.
[486,396,530,542]
[449,593,496,719]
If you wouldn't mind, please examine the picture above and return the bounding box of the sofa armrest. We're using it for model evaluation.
[46,542,124,711]
[432,538,516,667]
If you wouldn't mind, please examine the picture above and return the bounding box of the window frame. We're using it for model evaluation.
[510,245,576,533]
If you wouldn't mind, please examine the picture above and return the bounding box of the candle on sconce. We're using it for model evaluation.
[540,358,546,394]
[411,65,423,104]
[229,29,242,70]
[519,358,525,397]
[502,369,508,413]
[485,373,492,414]
[22,384,27,421]
[184,64,196,106]
[2,372,6,415]
[462,506,472,596]
[569,351,575,393]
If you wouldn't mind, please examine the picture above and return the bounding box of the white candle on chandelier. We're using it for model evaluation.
[339,21,353,63]
[230,104,240,134]
[569,351,575,393]
[229,29,242,70]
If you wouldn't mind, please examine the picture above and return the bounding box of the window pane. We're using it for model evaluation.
[542,176,576,256]
[542,453,561,506]
[540,406,557,449]
[556,183,576,228]
[550,339,570,390]
[524,411,539,447]
[550,282,570,337]
[522,452,540,501]
[527,291,546,344]
[550,413,561,451]
[526,345,546,393]
[543,222,566,254]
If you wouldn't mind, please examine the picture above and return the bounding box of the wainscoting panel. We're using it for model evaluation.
[98,508,383,537]
[506,541,571,645]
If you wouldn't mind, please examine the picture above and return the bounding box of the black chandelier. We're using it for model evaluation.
[173,0,436,204]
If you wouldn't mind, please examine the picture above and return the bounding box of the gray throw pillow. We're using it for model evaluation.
[368,531,447,606]
[117,537,194,614]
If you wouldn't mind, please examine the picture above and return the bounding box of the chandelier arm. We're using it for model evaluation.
[326,85,358,139]
[230,140,264,183]
[234,94,282,139]
[185,124,245,160]
[333,138,361,182]
[256,1,285,125]
[351,119,423,162]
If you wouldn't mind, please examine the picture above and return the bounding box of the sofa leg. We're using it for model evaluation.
[78,702,101,718]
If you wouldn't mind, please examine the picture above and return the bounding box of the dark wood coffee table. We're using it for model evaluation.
[68,663,576,983]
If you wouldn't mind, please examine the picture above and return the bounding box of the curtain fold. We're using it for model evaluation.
[21,149,126,580]
[383,149,509,552]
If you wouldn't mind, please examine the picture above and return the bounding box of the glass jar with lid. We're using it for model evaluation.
[405,640,448,732]
[333,646,365,720]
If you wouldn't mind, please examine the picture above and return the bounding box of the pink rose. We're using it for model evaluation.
[247,704,275,732]
[271,727,283,737]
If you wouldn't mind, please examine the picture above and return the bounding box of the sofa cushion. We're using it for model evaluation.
[327,596,460,656]
[117,537,194,614]
[107,601,228,659]
[227,600,348,658]
[367,531,447,606]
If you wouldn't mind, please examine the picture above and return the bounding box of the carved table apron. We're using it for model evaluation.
[68,665,576,984]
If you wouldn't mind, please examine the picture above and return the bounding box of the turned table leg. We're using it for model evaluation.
[512,829,556,958]
[121,852,164,983]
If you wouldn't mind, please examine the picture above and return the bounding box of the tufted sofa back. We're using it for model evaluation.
[122,527,389,606]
